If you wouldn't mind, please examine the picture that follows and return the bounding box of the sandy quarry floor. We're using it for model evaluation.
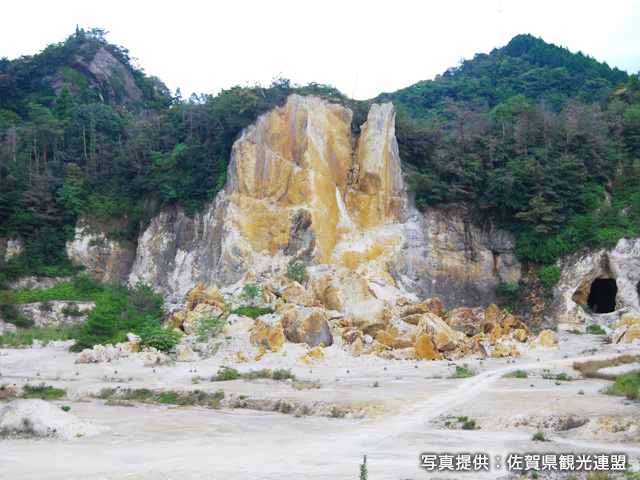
[1,332,639,480]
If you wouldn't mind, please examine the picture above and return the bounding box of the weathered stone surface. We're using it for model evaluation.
[222,314,255,335]
[555,238,640,324]
[281,282,314,307]
[127,95,520,307]
[416,313,459,351]
[187,284,223,311]
[458,335,488,359]
[445,306,486,337]
[66,222,135,284]
[402,297,444,318]
[280,306,333,347]
[512,329,528,342]
[16,301,95,328]
[310,268,385,336]
[492,337,520,358]
[342,329,362,346]
[375,330,398,349]
[413,334,442,360]
[176,344,200,362]
[249,314,286,351]
[529,330,559,349]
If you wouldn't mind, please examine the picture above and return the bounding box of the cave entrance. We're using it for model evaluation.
[586,278,617,313]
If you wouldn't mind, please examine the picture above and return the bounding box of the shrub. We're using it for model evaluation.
[22,382,66,399]
[452,364,475,378]
[504,369,528,378]
[533,431,546,441]
[214,366,240,381]
[196,313,225,342]
[360,455,368,480]
[240,282,263,307]
[230,306,272,319]
[271,369,295,381]
[605,370,640,400]
[286,262,307,283]
[496,281,520,299]
[156,391,179,404]
[61,406,71,412]
[330,406,344,418]
[586,324,606,335]
[139,320,181,351]
[539,265,561,288]
[462,419,477,430]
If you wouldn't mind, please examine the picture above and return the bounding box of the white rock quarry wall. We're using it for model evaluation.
[128,95,521,307]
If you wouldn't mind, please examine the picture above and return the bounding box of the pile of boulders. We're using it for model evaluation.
[166,267,559,363]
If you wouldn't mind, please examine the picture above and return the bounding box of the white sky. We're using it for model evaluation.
[3,0,640,100]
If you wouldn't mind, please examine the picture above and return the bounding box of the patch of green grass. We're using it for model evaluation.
[566,329,583,335]
[532,431,546,441]
[243,368,272,379]
[292,381,321,390]
[586,324,607,335]
[0,324,83,347]
[457,416,468,422]
[60,405,71,412]
[271,369,296,381]
[125,388,153,401]
[22,382,66,399]
[605,370,640,400]
[452,364,475,378]
[213,366,240,381]
[462,419,477,430]
[503,369,528,378]
[156,391,180,404]
[230,306,272,319]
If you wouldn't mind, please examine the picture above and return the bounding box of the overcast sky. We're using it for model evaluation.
[3,0,640,100]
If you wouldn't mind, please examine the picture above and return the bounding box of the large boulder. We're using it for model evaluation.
[310,269,385,336]
[280,305,333,347]
[416,313,459,351]
[613,312,640,344]
[249,314,286,351]
[281,282,314,307]
[445,306,486,337]
[528,329,559,349]
[413,334,442,360]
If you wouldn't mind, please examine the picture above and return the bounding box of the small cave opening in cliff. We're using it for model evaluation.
[586,278,617,313]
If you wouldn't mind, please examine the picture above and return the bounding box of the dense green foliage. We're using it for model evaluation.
[0,30,361,282]
[1,29,639,287]
[68,282,165,352]
[605,370,640,400]
[539,265,562,288]
[380,34,639,263]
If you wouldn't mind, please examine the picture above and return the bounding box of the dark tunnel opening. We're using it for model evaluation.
[586,278,617,314]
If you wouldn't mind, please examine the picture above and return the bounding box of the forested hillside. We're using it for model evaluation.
[381,34,640,263]
[0,30,638,288]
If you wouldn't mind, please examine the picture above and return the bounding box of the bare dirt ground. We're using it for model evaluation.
[1,332,639,480]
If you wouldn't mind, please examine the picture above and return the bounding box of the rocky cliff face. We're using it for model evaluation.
[554,237,640,326]
[128,95,521,307]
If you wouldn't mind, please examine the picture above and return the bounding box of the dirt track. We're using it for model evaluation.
[1,332,639,479]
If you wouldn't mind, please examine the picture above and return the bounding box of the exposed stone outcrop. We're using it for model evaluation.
[554,237,640,325]
[16,301,95,328]
[128,95,520,307]
[66,222,135,284]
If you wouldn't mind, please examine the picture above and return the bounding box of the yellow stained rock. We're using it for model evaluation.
[413,334,442,360]
[416,313,459,351]
[249,318,286,351]
[529,329,559,349]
